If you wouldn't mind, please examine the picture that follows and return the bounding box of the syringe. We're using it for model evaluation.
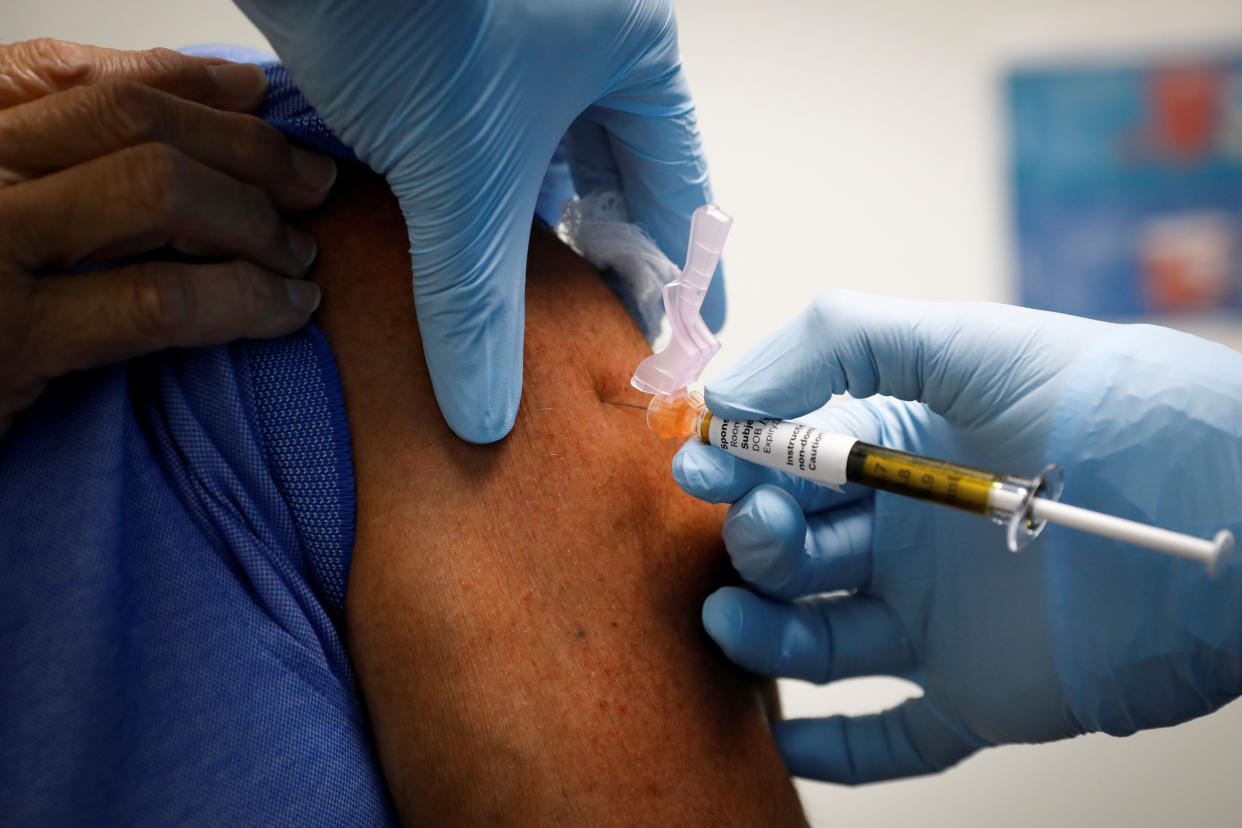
[645,390,1234,574]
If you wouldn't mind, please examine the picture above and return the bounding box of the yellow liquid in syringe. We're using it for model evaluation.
[842,443,999,515]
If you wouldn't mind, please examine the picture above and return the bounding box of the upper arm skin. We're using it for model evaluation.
[308,167,806,826]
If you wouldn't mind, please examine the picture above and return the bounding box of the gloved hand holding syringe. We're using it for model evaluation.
[627,203,1242,786]
[630,204,1234,574]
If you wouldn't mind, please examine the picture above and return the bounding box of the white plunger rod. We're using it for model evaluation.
[990,484,1233,574]
[1030,498,1232,572]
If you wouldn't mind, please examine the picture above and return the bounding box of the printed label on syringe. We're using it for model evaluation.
[707,417,856,490]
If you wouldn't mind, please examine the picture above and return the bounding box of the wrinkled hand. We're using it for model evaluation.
[0,39,338,434]
[675,290,1242,783]
[234,0,721,442]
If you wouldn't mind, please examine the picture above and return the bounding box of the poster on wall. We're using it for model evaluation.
[1008,51,1242,317]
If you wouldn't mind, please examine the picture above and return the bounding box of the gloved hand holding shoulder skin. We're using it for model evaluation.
[673,290,1242,784]
[234,0,723,443]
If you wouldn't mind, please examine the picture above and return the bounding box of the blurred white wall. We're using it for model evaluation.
[8,1,1242,825]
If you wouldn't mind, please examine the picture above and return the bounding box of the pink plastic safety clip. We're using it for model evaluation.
[630,204,732,437]
[635,203,730,436]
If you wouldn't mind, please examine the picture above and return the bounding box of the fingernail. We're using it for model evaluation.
[671,452,690,488]
[284,279,321,314]
[723,505,763,547]
[673,445,728,500]
[287,227,318,269]
[290,147,338,193]
[206,62,267,100]
[671,453,699,495]
[702,592,743,642]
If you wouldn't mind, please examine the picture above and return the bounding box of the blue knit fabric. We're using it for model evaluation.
[0,56,395,826]
[188,44,358,161]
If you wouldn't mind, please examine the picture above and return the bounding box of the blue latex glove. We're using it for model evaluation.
[674,290,1242,783]
[233,0,722,443]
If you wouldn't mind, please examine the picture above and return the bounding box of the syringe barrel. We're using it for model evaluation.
[699,415,1002,508]
[844,442,1001,515]
[697,413,1228,571]
[698,414,858,490]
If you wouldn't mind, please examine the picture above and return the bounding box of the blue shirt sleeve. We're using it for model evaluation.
[0,328,395,826]
[0,54,397,824]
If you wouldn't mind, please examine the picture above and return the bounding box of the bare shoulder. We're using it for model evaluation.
[303,164,806,826]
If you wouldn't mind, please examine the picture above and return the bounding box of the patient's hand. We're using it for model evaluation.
[0,40,334,434]
[310,167,805,825]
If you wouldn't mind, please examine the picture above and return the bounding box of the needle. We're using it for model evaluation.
[605,400,648,411]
